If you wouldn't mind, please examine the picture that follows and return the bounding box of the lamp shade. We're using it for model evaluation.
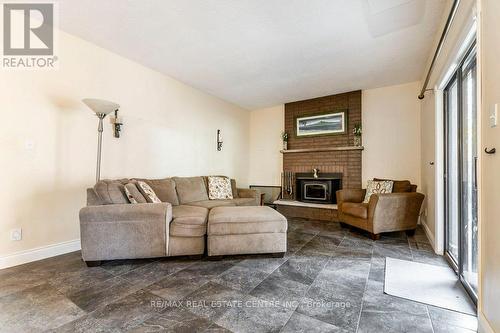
[82,98,119,115]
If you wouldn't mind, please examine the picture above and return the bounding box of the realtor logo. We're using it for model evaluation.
[1,2,58,69]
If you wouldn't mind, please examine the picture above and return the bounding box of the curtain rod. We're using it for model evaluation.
[418,0,461,100]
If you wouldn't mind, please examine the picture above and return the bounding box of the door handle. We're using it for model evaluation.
[484,147,496,154]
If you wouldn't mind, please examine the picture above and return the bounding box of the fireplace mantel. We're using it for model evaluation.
[280,146,364,154]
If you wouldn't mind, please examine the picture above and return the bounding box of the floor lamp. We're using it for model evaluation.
[82,98,120,183]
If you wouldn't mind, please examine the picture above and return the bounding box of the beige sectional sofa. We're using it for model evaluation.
[80,176,287,266]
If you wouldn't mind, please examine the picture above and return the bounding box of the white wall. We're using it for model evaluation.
[362,82,421,187]
[0,30,249,260]
[248,105,284,186]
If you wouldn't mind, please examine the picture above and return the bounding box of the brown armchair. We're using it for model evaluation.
[336,180,424,240]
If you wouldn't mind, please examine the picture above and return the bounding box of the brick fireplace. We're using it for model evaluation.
[277,90,362,221]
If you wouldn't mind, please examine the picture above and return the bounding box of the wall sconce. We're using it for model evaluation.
[217,129,223,151]
[110,110,123,138]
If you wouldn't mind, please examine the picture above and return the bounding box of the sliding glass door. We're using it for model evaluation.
[444,44,478,302]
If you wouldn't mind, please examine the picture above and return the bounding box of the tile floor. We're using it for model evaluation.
[0,218,478,333]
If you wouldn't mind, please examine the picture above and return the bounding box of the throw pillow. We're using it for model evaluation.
[207,176,233,200]
[137,180,161,203]
[363,180,394,203]
[124,183,147,204]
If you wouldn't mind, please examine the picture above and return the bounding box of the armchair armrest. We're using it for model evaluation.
[369,192,424,234]
[237,188,261,205]
[79,203,172,261]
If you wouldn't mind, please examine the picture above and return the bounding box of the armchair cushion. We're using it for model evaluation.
[342,202,368,219]
[373,178,413,193]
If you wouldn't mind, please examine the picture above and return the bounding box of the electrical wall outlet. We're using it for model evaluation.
[10,228,22,241]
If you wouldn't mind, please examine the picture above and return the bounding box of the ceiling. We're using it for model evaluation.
[59,0,448,110]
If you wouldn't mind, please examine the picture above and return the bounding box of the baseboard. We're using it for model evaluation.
[478,310,495,333]
[0,239,81,270]
[420,220,437,253]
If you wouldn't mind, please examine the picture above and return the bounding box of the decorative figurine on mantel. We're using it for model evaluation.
[281,131,289,150]
[313,168,319,178]
[353,124,362,146]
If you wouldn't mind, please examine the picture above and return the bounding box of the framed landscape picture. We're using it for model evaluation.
[295,111,346,137]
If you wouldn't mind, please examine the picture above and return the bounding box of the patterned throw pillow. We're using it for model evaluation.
[124,186,138,204]
[137,180,161,203]
[207,176,233,200]
[124,183,147,204]
[363,180,394,203]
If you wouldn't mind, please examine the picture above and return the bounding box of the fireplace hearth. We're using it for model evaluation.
[295,172,342,204]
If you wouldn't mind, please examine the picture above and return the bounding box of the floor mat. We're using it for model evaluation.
[384,257,476,315]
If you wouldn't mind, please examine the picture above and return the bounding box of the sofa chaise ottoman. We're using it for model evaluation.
[207,206,288,257]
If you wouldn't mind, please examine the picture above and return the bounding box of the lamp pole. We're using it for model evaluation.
[95,113,106,183]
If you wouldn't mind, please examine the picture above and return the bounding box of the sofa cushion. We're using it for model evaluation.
[342,202,368,219]
[124,183,147,204]
[173,177,209,204]
[93,179,129,205]
[374,178,412,193]
[186,200,236,209]
[170,205,209,237]
[208,206,287,235]
[231,198,257,206]
[137,178,179,206]
[207,176,233,200]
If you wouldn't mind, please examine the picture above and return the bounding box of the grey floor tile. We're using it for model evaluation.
[120,259,195,289]
[203,322,233,332]
[236,256,287,274]
[46,315,120,333]
[126,306,214,332]
[212,265,270,293]
[173,260,235,283]
[47,266,115,295]
[296,285,363,332]
[427,305,478,331]
[373,242,413,261]
[409,240,435,252]
[312,260,370,299]
[67,276,140,312]
[146,274,208,301]
[0,283,85,332]
[357,310,434,333]
[274,255,328,285]
[215,295,294,333]
[184,281,248,321]
[367,257,385,283]
[101,258,155,276]
[338,234,374,253]
[90,289,164,331]
[297,235,342,256]
[411,249,449,267]
[281,311,346,332]
[329,247,373,261]
[249,273,309,309]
